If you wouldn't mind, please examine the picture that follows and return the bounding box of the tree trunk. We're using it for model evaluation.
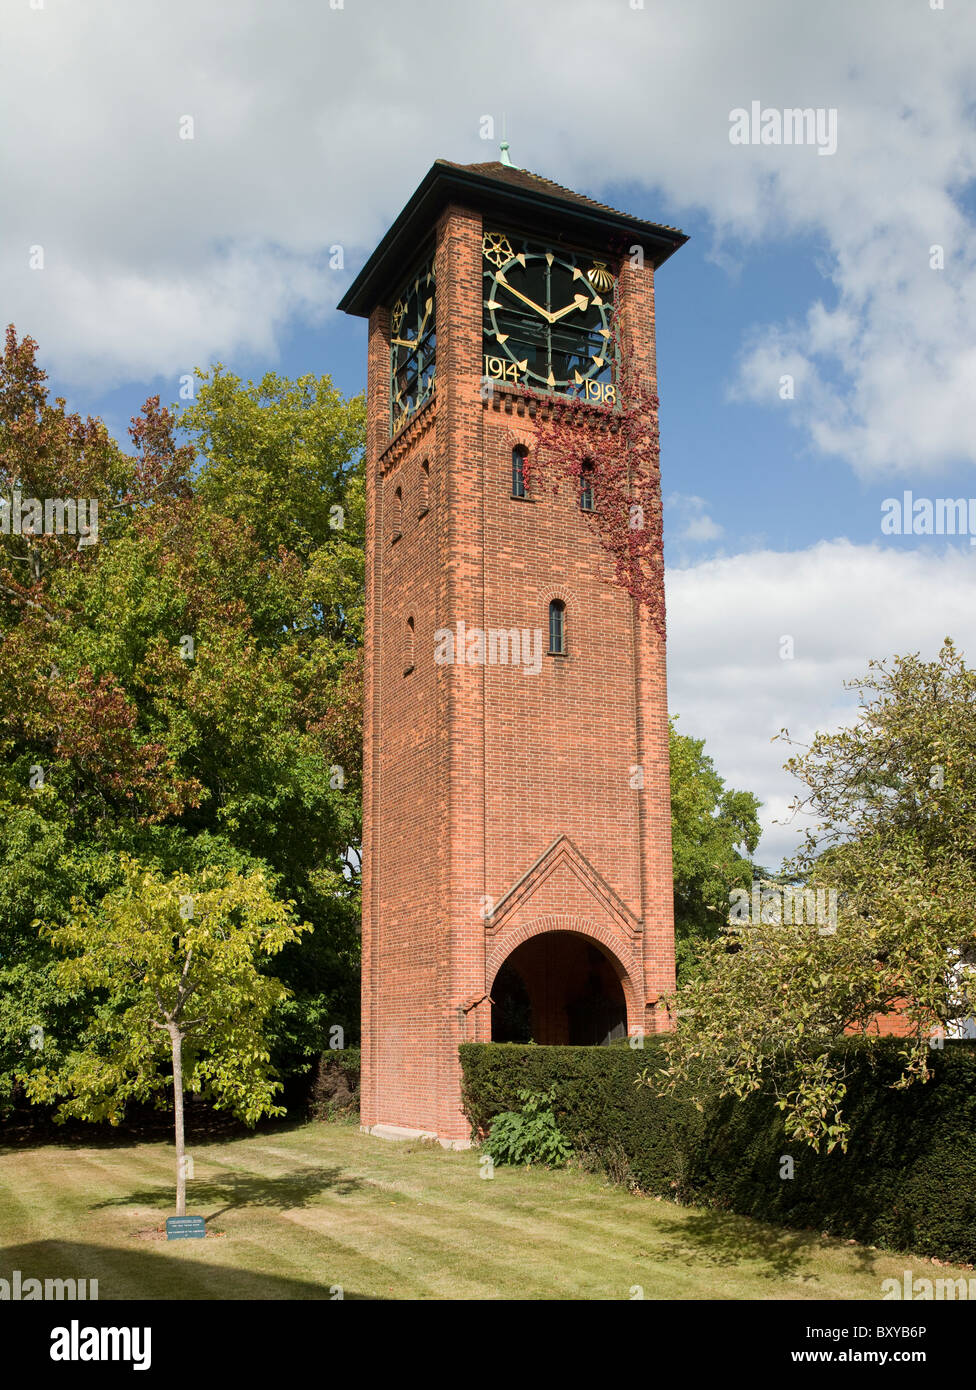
[168,1024,186,1217]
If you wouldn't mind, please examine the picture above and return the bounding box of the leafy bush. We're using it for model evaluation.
[481,1086,572,1168]
[309,1046,360,1120]
[459,1038,976,1264]
[461,1039,699,1193]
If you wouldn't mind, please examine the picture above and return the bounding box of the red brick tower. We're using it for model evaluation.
[339,156,687,1144]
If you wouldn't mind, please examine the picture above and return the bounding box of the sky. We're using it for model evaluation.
[3,0,976,868]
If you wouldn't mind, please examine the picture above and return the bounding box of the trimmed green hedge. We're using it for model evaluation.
[459,1038,976,1264]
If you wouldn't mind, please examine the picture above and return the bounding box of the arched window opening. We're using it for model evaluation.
[548,599,566,655]
[404,615,415,675]
[512,446,527,499]
[419,459,430,516]
[392,485,403,541]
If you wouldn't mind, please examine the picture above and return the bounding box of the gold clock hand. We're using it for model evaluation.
[495,272,552,322]
[549,293,591,324]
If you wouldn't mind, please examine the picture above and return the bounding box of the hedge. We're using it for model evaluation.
[458,1037,976,1265]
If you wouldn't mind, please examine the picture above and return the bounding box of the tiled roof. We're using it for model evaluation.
[338,157,687,317]
[435,158,684,238]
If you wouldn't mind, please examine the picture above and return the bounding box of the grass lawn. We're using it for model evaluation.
[0,1119,965,1300]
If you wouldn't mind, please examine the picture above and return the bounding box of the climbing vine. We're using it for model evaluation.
[515,302,666,639]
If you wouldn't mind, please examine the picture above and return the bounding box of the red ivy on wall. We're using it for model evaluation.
[514,306,666,640]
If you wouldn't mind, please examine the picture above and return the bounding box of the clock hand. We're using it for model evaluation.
[393,296,434,349]
[495,272,552,322]
[549,293,591,324]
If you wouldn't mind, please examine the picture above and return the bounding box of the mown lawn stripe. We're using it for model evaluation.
[0,1123,965,1301]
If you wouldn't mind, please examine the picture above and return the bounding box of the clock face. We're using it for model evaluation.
[390,255,436,434]
[482,230,616,403]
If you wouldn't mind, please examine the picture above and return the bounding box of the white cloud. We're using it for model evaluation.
[667,493,724,547]
[2,0,975,471]
[18,245,333,389]
[666,540,976,868]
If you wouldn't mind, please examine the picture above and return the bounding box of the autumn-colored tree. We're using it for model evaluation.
[0,327,365,1113]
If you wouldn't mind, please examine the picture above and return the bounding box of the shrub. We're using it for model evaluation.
[481,1086,572,1168]
[460,1039,701,1194]
[309,1047,361,1120]
[459,1038,976,1264]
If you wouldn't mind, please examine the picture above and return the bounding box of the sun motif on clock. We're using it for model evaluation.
[390,255,436,434]
[482,231,616,402]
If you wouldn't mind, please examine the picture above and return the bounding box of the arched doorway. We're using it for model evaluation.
[489,931,628,1045]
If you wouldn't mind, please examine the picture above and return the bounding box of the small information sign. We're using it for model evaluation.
[166,1216,206,1240]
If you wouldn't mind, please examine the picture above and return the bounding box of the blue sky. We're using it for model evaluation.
[73,194,971,566]
[5,0,976,867]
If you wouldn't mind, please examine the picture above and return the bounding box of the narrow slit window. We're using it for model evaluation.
[419,460,430,516]
[548,599,566,655]
[579,460,595,512]
[512,446,527,499]
[392,486,403,540]
[404,615,415,674]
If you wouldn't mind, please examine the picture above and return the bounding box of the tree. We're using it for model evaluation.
[177,365,366,1070]
[653,640,976,1151]
[669,718,762,981]
[26,856,310,1216]
[0,326,201,1108]
[0,329,365,1112]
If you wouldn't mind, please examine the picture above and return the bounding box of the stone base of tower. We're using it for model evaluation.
[361,1122,472,1150]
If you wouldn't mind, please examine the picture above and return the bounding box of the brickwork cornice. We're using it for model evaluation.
[379,395,438,476]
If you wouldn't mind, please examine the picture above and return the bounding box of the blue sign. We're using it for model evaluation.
[166,1216,206,1240]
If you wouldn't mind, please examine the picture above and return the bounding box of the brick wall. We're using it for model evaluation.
[361,202,675,1140]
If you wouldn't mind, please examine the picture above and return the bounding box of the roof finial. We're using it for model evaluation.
[499,114,518,168]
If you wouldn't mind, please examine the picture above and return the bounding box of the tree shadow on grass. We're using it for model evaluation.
[649,1203,881,1284]
[1,1239,375,1299]
[90,1165,363,1222]
[0,1107,320,1154]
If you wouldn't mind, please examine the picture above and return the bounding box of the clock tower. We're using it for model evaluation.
[339,155,687,1144]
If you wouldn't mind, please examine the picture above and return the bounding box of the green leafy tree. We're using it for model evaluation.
[0,329,365,1111]
[26,857,310,1215]
[669,718,761,981]
[177,365,366,1069]
[654,640,976,1152]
